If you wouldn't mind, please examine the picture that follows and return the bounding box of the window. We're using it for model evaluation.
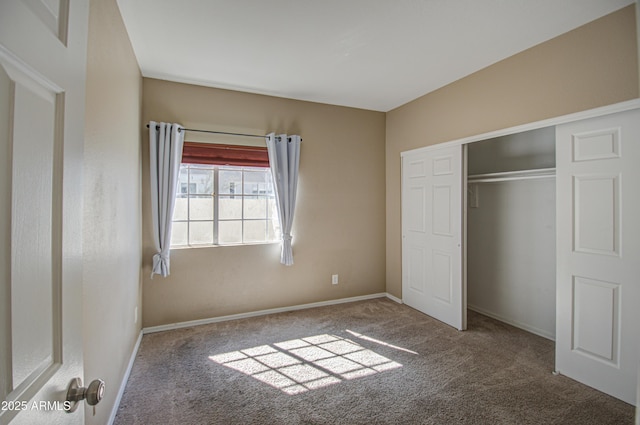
[171,164,280,247]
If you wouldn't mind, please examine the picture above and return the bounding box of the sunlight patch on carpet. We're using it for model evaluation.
[209,333,402,394]
[345,329,419,355]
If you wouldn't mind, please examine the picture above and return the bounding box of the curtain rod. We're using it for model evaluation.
[147,124,265,139]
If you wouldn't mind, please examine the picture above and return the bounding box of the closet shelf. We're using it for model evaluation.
[468,167,556,183]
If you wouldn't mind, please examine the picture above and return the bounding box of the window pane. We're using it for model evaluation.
[244,220,267,243]
[267,219,279,241]
[219,220,242,244]
[189,221,213,245]
[171,221,188,246]
[244,170,269,195]
[173,195,188,221]
[178,165,189,195]
[219,169,242,195]
[189,167,214,194]
[189,196,213,220]
[268,198,278,219]
[264,169,274,196]
[219,196,242,219]
[244,196,267,219]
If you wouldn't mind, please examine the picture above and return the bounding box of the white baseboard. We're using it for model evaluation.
[467,304,555,341]
[385,293,403,304]
[143,293,401,334]
[108,330,143,425]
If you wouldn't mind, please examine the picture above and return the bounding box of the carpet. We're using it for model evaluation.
[114,298,634,424]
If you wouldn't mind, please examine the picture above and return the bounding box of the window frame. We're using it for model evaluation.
[171,163,279,248]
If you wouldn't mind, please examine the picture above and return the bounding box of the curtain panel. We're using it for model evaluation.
[182,142,269,167]
[266,133,301,266]
[149,121,185,278]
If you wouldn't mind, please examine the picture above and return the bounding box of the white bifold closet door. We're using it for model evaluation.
[555,108,640,405]
[402,145,465,330]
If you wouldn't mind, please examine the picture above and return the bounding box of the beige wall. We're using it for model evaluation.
[83,0,142,423]
[385,5,639,298]
[141,79,386,327]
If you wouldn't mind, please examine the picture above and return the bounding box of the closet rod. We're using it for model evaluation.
[146,124,265,139]
[467,167,556,183]
[468,174,555,183]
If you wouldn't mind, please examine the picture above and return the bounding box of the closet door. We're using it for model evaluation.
[556,108,640,404]
[402,145,465,330]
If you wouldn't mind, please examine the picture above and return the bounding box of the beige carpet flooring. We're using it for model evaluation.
[114,298,634,424]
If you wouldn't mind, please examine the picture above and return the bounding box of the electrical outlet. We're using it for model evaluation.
[332,274,339,285]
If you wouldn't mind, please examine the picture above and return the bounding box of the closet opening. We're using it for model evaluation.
[466,125,556,341]
[402,102,640,403]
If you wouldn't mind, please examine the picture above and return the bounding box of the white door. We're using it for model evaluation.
[402,145,465,330]
[556,108,640,405]
[0,1,89,424]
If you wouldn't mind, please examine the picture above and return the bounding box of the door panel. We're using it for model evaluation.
[403,154,429,314]
[10,63,59,394]
[0,1,88,423]
[573,175,618,255]
[556,108,640,405]
[406,186,426,233]
[572,276,619,364]
[407,247,426,293]
[402,145,464,330]
[432,186,452,235]
[432,251,452,303]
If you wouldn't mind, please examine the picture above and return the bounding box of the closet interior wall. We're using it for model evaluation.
[467,126,557,340]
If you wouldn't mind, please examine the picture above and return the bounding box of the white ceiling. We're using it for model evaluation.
[117,0,634,112]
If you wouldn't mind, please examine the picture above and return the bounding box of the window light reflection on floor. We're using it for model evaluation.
[209,333,403,395]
